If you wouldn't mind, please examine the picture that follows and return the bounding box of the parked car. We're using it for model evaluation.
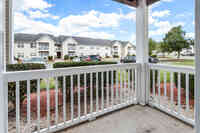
[81,55,101,62]
[121,56,159,63]
[23,57,46,64]
[72,57,81,62]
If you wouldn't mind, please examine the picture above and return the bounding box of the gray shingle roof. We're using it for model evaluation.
[14,33,135,47]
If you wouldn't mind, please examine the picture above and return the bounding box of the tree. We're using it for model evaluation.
[163,26,190,58]
[149,38,157,56]
[158,41,169,57]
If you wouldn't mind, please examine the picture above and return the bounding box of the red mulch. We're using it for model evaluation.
[150,83,194,107]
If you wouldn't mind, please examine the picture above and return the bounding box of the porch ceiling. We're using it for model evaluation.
[113,0,160,7]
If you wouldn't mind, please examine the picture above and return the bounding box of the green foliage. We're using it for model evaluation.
[174,73,194,98]
[64,55,69,60]
[163,26,190,58]
[149,38,158,56]
[7,63,45,107]
[113,55,119,58]
[48,56,53,61]
[7,63,45,72]
[151,55,157,58]
[53,61,117,68]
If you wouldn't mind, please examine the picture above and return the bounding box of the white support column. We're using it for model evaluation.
[0,0,7,132]
[136,0,149,105]
[195,0,200,132]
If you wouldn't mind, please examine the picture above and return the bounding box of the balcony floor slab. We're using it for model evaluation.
[58,105,194,133]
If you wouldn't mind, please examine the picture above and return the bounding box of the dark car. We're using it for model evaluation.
[121,56,159,63]
[120,56,136,63]
[81,55,101,62]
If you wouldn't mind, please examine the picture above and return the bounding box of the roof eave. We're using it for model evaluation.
[113,0,160,7]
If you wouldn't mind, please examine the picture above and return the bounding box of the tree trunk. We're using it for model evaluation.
[177,51,180,59]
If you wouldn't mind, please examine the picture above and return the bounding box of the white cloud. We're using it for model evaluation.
[186,32,194,39]
[150,21,185,36]
[152,10,170,18]
[162,0,173,2]
[14,0,52,11]
[29,10,59,20]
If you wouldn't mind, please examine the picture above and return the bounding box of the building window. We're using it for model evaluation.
[17,43,24,48]
[39,52,49,57]
[17,53,24,58]
[31,43,37,48]
[90,47,94,49]
[30,53,37,57]
[38,42,49,50]
[96,47,100,50]
[105,47,109,50]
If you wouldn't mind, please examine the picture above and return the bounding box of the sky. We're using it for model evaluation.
[13,0,195,44]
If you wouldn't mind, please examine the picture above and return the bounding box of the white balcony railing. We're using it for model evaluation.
[3,63,140,133]
[149,64,195,126]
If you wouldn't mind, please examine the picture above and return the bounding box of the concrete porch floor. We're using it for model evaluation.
[58,105,194,133]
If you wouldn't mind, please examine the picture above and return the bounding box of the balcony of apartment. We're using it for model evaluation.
[55,47,62,52]
[1,0,200,133]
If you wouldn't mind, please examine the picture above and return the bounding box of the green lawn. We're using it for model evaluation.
[164,59,194,66]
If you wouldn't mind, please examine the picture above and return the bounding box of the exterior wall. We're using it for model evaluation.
[123,43,136,58]
[36,35,55,58]
[112,42,122,58]
[62,38,78,58]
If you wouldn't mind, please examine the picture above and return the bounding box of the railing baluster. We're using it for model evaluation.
[164,72,167,98]
[37,79,40,132]
[63,76,66,123]
[78,74,81,119]
[132,68,135,101]
[178,73,181,113]
[46,78,50,130]
[27,80,31,129]
[55,77,58,126]
[158,70,161,105]
[111,70,114,106]
[96,72,99,112]
[153,70,156,99]
[128,69,130,103]
[186,73,190,112]
[84,73,87,115]
[90,73,93,113]
[101,72,104,110]
[70,75,74,121]
[116,69,119,104]
[170,72,174,111]
[106,71,109,107]
[16,81,20,133]
[120,69,123,103]
[124,69,126,103]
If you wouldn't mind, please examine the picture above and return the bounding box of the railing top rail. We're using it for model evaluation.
[149,63,195,74]
[3,63,141,82]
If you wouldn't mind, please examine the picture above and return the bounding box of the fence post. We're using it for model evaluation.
[136,0,149,105]
[195,0,200,132]
[0,0,7,132]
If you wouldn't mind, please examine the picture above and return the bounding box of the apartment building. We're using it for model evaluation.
[14,33,136,60]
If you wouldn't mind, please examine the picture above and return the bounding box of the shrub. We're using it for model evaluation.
[53,61,117,68]
[64,55,69,60]
[174,73,194,98]
[151,55,157,58]
[48,56,53,61]
[7,63,46,107]
[132,54,136,56]
[113,55,119,58]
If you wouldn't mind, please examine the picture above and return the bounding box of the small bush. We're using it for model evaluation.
[53,61,117,68]
[48,56,53,61]
[7,63,46,107]
[64,55,69,60]
[113,55,119,58]
[151,55,157,58]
